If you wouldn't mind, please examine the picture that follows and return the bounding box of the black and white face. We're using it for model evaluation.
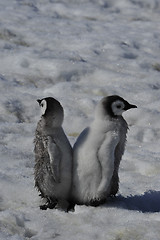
[37,97,64,127]
[39,99,47,116]
[101,95,137,118]
[111,100,125,116]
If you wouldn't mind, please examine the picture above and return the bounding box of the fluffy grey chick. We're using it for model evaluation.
[34,97,72,211]
[72,95,137,206]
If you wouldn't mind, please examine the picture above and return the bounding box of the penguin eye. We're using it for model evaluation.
[41,103,44,107]
[117,104,122,109]
[111,100,125,116]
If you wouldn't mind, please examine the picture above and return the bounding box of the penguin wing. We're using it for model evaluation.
[47,136,61,183]
[97,131,120,195]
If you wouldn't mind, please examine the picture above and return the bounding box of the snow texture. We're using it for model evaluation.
[0,0,160,239]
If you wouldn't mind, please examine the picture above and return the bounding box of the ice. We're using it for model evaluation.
[0,0,160,239]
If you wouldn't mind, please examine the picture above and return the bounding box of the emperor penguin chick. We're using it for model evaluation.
[72,95,137,206]
[34,97,72,211]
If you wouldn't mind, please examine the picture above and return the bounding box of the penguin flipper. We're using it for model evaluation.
[47,136,61,183]
[97,131,119,197]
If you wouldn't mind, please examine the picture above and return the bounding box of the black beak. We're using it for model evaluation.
[129,104,137,108]
[129,104,137,109]
[124,103,137,111]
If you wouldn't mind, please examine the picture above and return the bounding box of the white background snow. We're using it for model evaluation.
[0,0,160,239]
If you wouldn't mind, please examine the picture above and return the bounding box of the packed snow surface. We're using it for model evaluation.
[0,0,160,239]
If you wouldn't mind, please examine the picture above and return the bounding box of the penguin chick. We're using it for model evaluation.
[71,95,137,206]
[34,97,72,211]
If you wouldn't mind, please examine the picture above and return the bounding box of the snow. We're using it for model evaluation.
[0,0,160,239]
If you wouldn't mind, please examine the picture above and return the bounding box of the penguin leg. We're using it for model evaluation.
[67,201,75,212]
[40,197,57,210]
[89,198,106,207]
[55,199,70,212]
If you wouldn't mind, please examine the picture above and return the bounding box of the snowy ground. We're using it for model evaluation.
[0,0,160,239]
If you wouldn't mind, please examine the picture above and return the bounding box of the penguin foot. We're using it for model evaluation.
[55,199,69,212]
[89,198,106,207]
[109,175,119,196]
[39,199,74,212]
[40,204,48,210]
[68,201,75,212]
[109,184,119,197]
[40,201,57,210]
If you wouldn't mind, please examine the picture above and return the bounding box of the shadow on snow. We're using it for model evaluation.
[105,190,160,213]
